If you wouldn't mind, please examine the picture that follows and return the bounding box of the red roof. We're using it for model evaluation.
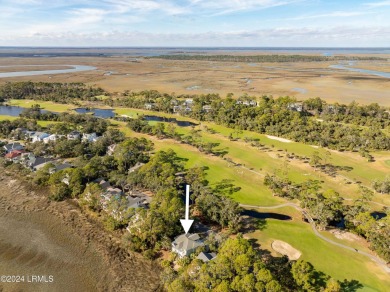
[5,150,24,159]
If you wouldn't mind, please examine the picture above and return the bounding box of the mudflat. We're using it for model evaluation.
[0,56,389,106]
[0,171,161,292]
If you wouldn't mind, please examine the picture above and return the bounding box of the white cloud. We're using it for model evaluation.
[103,0,189,15]
[188,0,306,15]
[2,26,389,46]
[364,1,390,7]
[291,11,372,20]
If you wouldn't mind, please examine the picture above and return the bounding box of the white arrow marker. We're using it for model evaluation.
[180,185,194,234]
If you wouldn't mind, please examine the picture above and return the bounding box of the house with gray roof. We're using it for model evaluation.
[3,142,24,153]
[49,162,73,174]
[67,131,81,140]
[25,155,53,171]
[197,252,217,263]
[172,233,204,258]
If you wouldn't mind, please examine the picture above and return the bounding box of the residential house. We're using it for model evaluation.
[101,187,123,204]
[67,131,81,140]
[127,195,150,209]
[49,162,73,174]
[43,134,61,144]
[145,103,156,110]
[184,99,194,106]
[202,105,213,113]
[237,100,258,107]
[23,154,52,171]
[10,128,28,140]
[31,132,50,143]
[172,233,204,258]
[62,173,70,185]
[287,102,303,112]
[107,144,117,156]
[126,189,151,209]
[197,252,217,263]
[170,99,179,106]
[4,150,25,162]
[82,133,99,143]
[173,105,182,113]
[128,162,145,174]
[93,178,111,191]
[3,142,24,154]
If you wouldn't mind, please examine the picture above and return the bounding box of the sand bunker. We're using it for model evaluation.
[330,229,361,242]
[271,240,301,260]
[266,135,292,143]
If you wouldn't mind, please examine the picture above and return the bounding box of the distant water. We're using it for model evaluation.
[0,47,389,58]
[0,105,54,116]
[74,108,115,118]
[330,64,390,78]
[0,65,96,78]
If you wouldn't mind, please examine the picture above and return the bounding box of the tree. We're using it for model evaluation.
[291,260,316,291]
[265,280,283,292]
[310,151,322,171]
[80,182,102,211]
[67,168,85,198]
[324,278,341,292]
[114,138,153,173]
[153,122,166,138]
[33,163,55,186]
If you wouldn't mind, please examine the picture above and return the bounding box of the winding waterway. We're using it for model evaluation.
[0,65,96,78]
[330,64,390,78]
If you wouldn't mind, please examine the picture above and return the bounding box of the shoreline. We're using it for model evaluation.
[0,170,161,292]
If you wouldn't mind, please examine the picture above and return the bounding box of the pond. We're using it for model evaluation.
[144,115,197,127]
[371,211,387,220]
[0,65,96,78]
[74,108,116,118]
[0,105,54,116]
[242,210,292,221]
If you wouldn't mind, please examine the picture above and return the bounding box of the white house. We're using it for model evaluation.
[172,233,204,258]
[43,134,60,144]
[31,132,50,143]
[107,144,117,156]
[67,131,81,140]
[82,133,99,143]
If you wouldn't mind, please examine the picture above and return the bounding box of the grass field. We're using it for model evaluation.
[112,120,283,206]
[111,107,390,206]
[8,99,75,112]
[247,206,390,292]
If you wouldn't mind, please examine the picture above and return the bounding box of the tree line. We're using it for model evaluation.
[0,81,106,102]
[149,54,385,63]
[116,91,390,151]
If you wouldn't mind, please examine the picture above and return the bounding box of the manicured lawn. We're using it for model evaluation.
[111,120,283,206]
[9,99,75,112]
[0,115,18,121]
[248,209,390,292]
[111,109,390,206]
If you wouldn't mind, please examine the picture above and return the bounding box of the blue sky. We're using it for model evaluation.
[0,0,389,46]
